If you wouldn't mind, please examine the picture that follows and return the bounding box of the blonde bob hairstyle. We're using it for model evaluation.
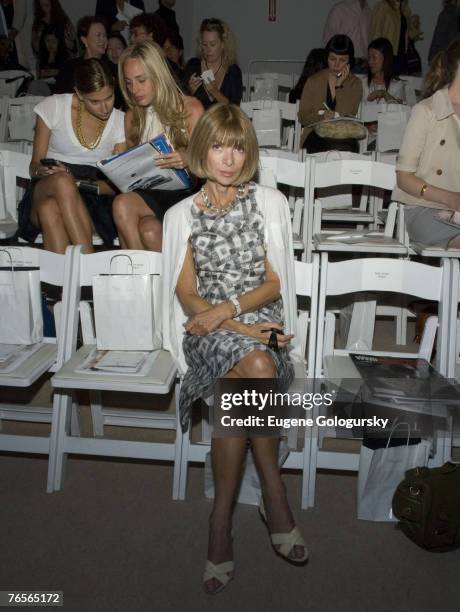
[188,103,258,185]
[118,40,188,148]
[198,18,237,67]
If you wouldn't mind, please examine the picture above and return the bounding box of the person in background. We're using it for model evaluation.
[369,0,416,76]
[95,0,145,33]
[9,0,35,72]
[289,48,327,104]
[54,16,110,94]
[163,30,184,82]
[17,59,125,253]
[323,0,371,72]
[112,40,203,251]
[185,18,243,110]
[153,0,179,36]
[393,38,460,249]
[107,32,126,65]
[163,103,308,594]
[31,0,76,58]
[364,37,404,104]
[128,11,184,86]
[0,33,27,69]
[298,34,362,152]
[428,0,460,64]
[37,24,69,80]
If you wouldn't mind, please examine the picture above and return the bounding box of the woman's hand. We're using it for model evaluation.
[242,322,294,348]
[185,302,234,336]
[204,79,219,99]
[154,151,187,170]
[367,89,386,102]
[32,160,71,178]
[336,64,350,88]
[323,110,336,120]
[188,73,202,94]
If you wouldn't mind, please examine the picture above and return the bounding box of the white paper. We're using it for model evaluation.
[75,347,159,376]
[0,343,43,373]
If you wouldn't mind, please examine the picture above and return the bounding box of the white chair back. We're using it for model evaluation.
[400,76,424,107]
[0,149,31,238]
[7,96,44,142]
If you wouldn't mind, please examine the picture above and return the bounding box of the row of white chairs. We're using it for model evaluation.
[1,244,457,510]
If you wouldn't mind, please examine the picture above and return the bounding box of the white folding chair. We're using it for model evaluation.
[307,255,451,507]
[376,104,411,153]
[400,76,423,107]
[0,71,31,97]
[258,153,311,259]
[0,149,31,238]
[248,72,294,102]
[48,247,182,498]
[241,99,301,153]
[7,96,44,143]
[0,245,79,481]
[176,257,320,510]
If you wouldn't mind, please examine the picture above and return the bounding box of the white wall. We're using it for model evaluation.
[61,0,441,74]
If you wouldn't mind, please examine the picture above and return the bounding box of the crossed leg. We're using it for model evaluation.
[31,172,94,253]
[112,192,162,251]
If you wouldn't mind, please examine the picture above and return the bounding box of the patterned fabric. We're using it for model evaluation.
[179,183,294,431]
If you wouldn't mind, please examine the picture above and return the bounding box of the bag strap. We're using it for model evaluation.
[386,419,411,449]
[109,254,134,275]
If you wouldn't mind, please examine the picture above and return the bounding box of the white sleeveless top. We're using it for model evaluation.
[34,94,125,166]
[142,107,166,142]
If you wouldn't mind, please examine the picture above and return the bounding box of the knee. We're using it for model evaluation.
[112,194,135,226]
[49,171,77,196]
[36,197,61,227]
[241,350,276,378]
[139,216,162,252]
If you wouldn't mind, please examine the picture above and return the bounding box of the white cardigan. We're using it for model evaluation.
[161,183,299,376]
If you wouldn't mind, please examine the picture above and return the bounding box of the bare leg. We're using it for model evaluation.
[33,173,94,253]
[31,196,70,254]
[138,215,163,252]
[112,193,155,249]
[448,235,460,249]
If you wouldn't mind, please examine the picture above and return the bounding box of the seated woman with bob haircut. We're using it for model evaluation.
[162,103,308,595]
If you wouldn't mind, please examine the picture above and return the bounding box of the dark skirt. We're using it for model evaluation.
[303,130,359,154]
[134,184,200,222]
[17,181,117,245]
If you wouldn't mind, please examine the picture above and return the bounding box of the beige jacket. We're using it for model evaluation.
[369,0,412,55]
[298,69,363,144]
[392,88,460,210]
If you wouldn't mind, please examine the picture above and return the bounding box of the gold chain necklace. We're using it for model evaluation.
[75,98,107,150]
[200,184,246,216]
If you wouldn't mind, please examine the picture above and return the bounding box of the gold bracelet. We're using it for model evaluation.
[420,184,428,198]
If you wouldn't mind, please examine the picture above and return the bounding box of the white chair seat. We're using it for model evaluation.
[0,343,57,387]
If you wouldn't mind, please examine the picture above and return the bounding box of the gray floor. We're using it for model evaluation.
[1,447,460,612]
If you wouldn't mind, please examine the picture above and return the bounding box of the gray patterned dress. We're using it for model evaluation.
[179,183,294,430]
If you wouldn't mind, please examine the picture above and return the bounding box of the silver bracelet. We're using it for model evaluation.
[229,296,241,317]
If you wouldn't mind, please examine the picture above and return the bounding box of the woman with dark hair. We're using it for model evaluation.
[393,38,460,248]
[369,0,415,75]
[298,34,363,152]
[364,37,404,103]
[37,25,69,80]
[163,30,185,80]
[185,18,243,110]
[17,58,125,253]
[107,32,126,66]
[32,0,76,57]
[289,48,327,104]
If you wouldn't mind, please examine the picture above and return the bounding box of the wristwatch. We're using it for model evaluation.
[229,296,241,317]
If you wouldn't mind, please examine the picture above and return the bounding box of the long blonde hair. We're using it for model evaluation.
[424,38,460,98]
[118,40,188,148]
[198,18,237,67]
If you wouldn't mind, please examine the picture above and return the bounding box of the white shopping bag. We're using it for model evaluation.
[93,254,161,351]
[357,421,431,522]
[205,440,290,506]
[253,105,281,148]
[377,105,411,152]
[0,250,43,344]
[339,298,376,351]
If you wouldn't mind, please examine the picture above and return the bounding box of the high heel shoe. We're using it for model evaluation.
[202,560,234,594]
[259,498,309,564]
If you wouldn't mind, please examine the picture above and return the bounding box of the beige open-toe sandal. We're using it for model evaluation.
[203,560,235,594]
[259,498,309,564]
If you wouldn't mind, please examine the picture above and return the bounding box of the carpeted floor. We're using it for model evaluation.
[1,448,459,612]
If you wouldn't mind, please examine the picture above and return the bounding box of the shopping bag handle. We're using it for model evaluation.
[385,419,411,449]
[109,253,134,275]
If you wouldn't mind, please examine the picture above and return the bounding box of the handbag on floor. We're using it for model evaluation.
[357,421,431,522]
[392,462,460,551]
